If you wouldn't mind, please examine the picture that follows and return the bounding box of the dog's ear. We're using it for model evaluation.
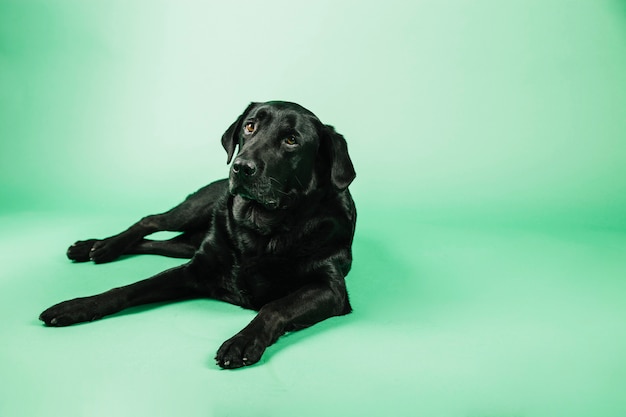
[221,102,258,164]
[320,125,356,191]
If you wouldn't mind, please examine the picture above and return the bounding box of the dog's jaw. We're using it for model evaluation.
[230,195,285,235]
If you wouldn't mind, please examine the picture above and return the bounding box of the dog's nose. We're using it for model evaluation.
[232,159,257,177]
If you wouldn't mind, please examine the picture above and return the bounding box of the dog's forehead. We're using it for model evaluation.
[247,103,319,129]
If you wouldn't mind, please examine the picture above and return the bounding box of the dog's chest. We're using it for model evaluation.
[227,234,308,307]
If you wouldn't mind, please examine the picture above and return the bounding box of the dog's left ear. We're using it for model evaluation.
[221,102,258,164]
[321,125,356,191]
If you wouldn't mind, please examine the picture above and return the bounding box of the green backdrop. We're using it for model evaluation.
[3,0,625,225]
[1,1,625,416]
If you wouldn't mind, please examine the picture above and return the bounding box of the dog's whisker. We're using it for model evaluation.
[295,175,304,189]
[268,177,283,186]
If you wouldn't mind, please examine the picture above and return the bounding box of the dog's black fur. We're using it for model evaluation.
[39,101,356,369]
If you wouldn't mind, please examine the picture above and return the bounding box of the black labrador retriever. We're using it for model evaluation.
[39,101,356,369]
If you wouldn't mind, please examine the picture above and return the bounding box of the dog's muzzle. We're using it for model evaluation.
[229,158,279,209]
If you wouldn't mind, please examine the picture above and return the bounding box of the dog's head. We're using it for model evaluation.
[221,101,355,211]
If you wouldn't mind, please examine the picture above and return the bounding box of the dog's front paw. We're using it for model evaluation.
[67,239,99,262]
[215,332,268,369]
[39,297,105,327]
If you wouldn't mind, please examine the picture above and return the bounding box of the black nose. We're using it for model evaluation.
[232,159,257,177]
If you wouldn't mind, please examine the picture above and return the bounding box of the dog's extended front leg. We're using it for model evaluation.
[40,265,201,327]
[215,281,350,369]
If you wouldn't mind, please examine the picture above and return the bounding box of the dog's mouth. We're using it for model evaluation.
[230,184,280,210]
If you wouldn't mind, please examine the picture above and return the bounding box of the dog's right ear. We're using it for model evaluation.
[221,102,258,164]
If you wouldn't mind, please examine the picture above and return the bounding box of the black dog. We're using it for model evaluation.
[40,101,356,369]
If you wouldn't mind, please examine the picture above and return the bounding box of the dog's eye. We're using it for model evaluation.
[244,122,255,134]
[284,136,297,146]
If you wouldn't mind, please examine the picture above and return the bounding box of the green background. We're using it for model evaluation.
[1,1,625,416]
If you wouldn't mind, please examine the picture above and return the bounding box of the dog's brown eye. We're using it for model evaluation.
[284,136,297,146]
[244,122,255,134]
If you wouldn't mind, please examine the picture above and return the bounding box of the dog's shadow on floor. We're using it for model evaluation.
[257,233,419,367]
[348,233,419,321]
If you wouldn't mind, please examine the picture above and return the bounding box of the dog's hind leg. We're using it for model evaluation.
[66,213,197,264]
[67,179,227,263]
[125,232,205,259]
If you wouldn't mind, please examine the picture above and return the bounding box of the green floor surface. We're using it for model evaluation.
[1,210,624,417]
